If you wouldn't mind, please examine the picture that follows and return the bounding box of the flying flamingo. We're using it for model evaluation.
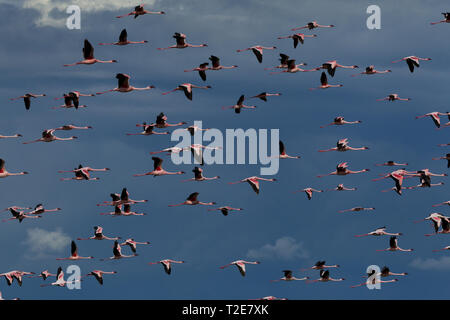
[133,157,185,177]
[372,169,415,195]
[270,59,319,74]
[2,207,41,223]
[278,141,301,159]
[59,165,110,181]
[375,160,408,167]
[85,270,117,285]
[99,29,148,46]
[157,32,207,50]
[416,112,450,128]
[328,184,357,191]
[229,176,277,194]
[0,159,28,179]
[54,124,92,131]
[150,146,184,155]
[219,260,260,277]
[264,53,290,70]
[433,246,450,252]
[102,241,138,260]
[97,188,148,207]
[53,91,93,109]
[10,93,46,110]
[96,73,155,95]
[100,204,146,217]
[320,116,361,128]
[23,129,77,144]
[310,72,343,90]
[184,62,209,81]
[425,217,450,236]
[317,162,369,178]
[270,270,309,282]
[351,65,391,76]
[376,236,413,252]
[414,213,449,233]
[318,138,368,152]
[77,226,120,241]
[56,241,94,260]
[182,167,220,182]
[168,192,216,207]
[291,21,335,31]
[377,93,411,102]
[64,39,117,66]
[148,112,187,128]
[405,181,444,190]
[377,266,408,277]
[236,45,277,63]
[307,270,344,283]
[120,239,150,253]
[208,206,244,216]
[162,83,211,100]
[40,267,81,288]
[208,55,238,71]
[116,4,164,18]
[148,259,185,275]
[126,123,169,136]
[319,60,358,77]
[351,278,398,288]
[185,125,211,136]
[26,204,61,215]
[250,92,282,101]
[277,33,317,48]
[222,95,257,113]
[432,200,450,207]
[1,271,34,286]
[338,207,375,213]
[293,187,323,200]
[430,12,450,25]
[392,56,431,73]
[355,227,402,237]
[28,270,56,281]
[0,272,16,286]
[0,133,22,139]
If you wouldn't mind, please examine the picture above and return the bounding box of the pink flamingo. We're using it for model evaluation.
[310,72,343,90]
[307,270,344,283]
[270,270,309,282]
[96,73,155,95]
[77,226,120,241]
[99,29,148,46]
[85,270,117,285]
[208,55,238,71]
[278,140,301,159]
[351,65,391,76]
[28,270,56,281]
[222,95,257,113]
[250,92,282,101]
[433,245,450,252]
[0,133,22,139]
[291,21,335,31]
[351,278,398,288]
[23,129,77,144]
[182,167,220,182]
[208,206,244,216]
[148,112,187,129]
[64,39,117,66]
[430,12,450,25]
[10,93,46,110]
[432,200,450,207]
[293,187,323,200]
[148,259,185,275]
[328,184,357,191]
[162,83,211,100]
[264,53,290,70]
[376,236,413,252]
[317,162,369,178]
[100,204,146,217]
[229,176,277,194]
[319,60,358,77]
[102,241,137,260]
[150,146,184,155]
[53,91,93,109]
[54,124,92,131]
[270,59,319,74]
[277,33,317,48]
[97,188,148,207]
[116,4,164,18]
[318,138,368,152]
[158,32,207,50]
[26,204,61,215]
[220,260,260,277]
[375,161,408,167]
[168,192,216,207]
[133,157,185,177]
[338,207,375,213]
[40,267,81,288]
[425,217,450,236]
[392,56,431,73]
[355,227,402,237]
[120,239,150,253]
[184,62,209,81]
[126,123,169,136]
[56,241,94,260]
[320,116,361,128]
[236,45,277,63]
[2,208,41,223]
[416,112,450,128]
[59,165,110,181]
[377,93,411,102]
[0,159,28,178]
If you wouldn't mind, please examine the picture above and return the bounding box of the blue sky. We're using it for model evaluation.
[0,0,449,300]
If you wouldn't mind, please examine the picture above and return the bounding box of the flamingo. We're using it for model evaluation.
[148,259,185,275]
[320,116,361,128]
[208,55,238,71]
[116,4,164,18]
[120,239,150,253]
[293,187,323,200]
[162,83,211,100]
[148,112,187,128]
[414,212,450,233]
[77,226,120,241]
[430,12,450,25]
[391,56,431,73]
[291,21,335,31]
[236,46,277,63]
[54,91,94,101]
[378,266,408,277]
[184,62,209,81]
[318,138,368,152]
[377,93,411,102]
[23,129,77,144]
[102,241,138,260]
[96,73,155,95]
[1,206,31,213]
[376,236,413,252]
[0,159,28,178]
[228,176,277,194]
[59,165,110,181]
[319,60,358,77]
[372,169,415,195]
[355,227,402,237]
[168,192,216,207]
[432,200,450,207]
[375,161,408,167]
[182,167,220,182]
[64,39,117,66]
[126,123,169,136]
[0,133,22,139]
[250,92,282,101]
[185,125,211,136]
[1,271,34,286]
[85,270,117,285]
[338,207,375,213]
[10,93,46,110]
[278,141,301,159]
[150,146,184,155]
[97,188,148,207]
[53,92,92,109]
[351,277,398,288]
[277,33,317,48]
[416,112,450,128]
[405,181,444,190]
[219,260,260,277]
[307,270,344,283]
[351,65,391,77]
[222,95,257,113]
[270,59,319,74]
[54,124,92,131]
[208,206,244,216]
[133,157,185,177]
[264,53,290,70]
[99,29,148,46]
[328,184,357,191]
[310,72,343,90]
[56,241,94,260]
[157,32,207,50]
[2,207,41,223]
[425,217,450,236]
[26,204,61,215]
[100,204,146,217]
[28,270,56,281]
[317,162,369,178]
[270,270,309,282]
[0,272,16,286]
[433,245,450,252]
[40,267,81,288]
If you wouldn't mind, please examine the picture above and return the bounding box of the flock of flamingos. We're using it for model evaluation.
[1,5,450,300]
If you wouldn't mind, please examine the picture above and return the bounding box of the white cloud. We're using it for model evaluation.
[410,256,450,270]
[246,237,309,260]
[23,228,71,259]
